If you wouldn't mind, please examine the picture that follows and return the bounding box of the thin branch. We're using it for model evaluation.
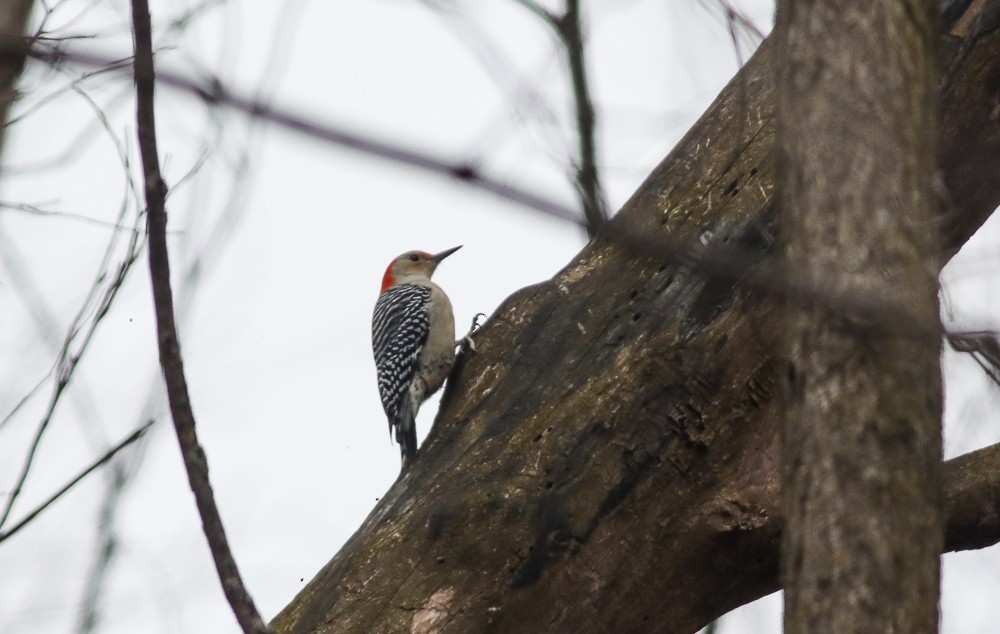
[0,73,145,526]
[76,462,127,634]
[420,1,566,171]
[557,0,607,235]
[512,0,608,235]
[0,36,989,343]
[73,11,278,620]
[510,0,557,23]
[0,200,146,231]
[0,177,143,530]
[0,36,584,225]
[948,330,1000,386]
[0,419,154,545]
[0,374,48,431]
[128,2,269,633]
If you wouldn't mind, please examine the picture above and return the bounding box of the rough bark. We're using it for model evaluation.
[271,3,1000,633]
[777,1,942,632]
[0,0,34,161]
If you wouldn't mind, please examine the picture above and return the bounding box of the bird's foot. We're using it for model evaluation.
[457,312,486,354]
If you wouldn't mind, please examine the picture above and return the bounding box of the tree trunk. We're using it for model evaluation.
[271,3,1000,633]
[777,1,942,632]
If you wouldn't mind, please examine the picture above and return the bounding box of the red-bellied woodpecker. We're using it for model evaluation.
[372,246,460,467]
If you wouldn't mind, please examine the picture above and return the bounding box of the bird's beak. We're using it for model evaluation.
[431,245,462,263]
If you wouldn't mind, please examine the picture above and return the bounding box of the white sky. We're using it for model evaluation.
[0,1,998,632]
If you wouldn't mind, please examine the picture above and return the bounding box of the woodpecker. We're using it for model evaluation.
[372,246,461,467]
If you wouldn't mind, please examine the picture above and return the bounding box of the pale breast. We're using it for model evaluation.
[419,283,456,396]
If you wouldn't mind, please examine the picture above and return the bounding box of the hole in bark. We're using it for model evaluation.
[632,312,642,322]
[723,178,739,197]
[629,289,638,300]
[545,481,554,489]
[534,433,543,442]
[715,334,728,352]
[749,167,758,176]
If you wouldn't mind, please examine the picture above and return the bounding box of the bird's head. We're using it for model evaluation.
[380,245,461,293]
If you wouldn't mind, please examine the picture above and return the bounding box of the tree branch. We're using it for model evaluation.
[0,39,988,341]
[557,0,606,236]
[948,331,1000,387]
[0,419,154,545]
[945,443,1000,551]
[513,0,608,235]
[0,34,584,226]
[0,189,145,531]
[269,1,1000,632]
[128,1,269,632]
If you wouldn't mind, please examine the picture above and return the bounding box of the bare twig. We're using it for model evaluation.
[74,7,289,619]
[128,1,269,632]
[1,38,957,342]
[0,200,145,231]
[0,182,143,530]
[559,0,607,235]
[511,0,556,23]
[0,375,48,432]
[76,463,128,634]
[513,0,608,235]
[0,69,145,530]
[419,1,565,171]
[0,36,583,225]
[0,419,154,545]
[0,33,985,345]
[948,331,1000,386]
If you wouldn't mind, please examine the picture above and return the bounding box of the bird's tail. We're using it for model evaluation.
[396,397,418,468]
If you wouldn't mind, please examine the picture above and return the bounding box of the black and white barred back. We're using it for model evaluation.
[372,283,432,439]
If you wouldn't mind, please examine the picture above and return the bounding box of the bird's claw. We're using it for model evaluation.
[458,313,486,354]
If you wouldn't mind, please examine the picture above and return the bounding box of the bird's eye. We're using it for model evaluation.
[409,254,420,262]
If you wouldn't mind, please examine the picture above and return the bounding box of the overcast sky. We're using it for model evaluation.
[1,1,998,632]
